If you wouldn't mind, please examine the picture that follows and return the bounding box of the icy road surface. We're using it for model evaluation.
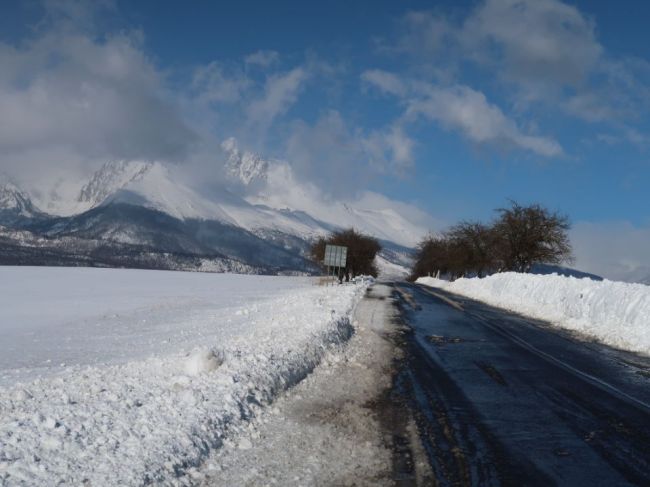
[396,282,650,485]
[0,267,368,485]
[417,273,650,356]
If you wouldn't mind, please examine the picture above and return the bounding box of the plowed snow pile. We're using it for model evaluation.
[0,267,368,485]
[417,273,650,355]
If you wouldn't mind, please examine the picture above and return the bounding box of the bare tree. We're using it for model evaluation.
[310,228,381,279]
[410,201,573,280]
[309,236,327,264]
[410,236,450,280]
[493,201,572,272]
[445,221,498,277]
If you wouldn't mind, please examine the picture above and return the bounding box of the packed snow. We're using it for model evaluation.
[0,266,370,485]
[417,273,650,356]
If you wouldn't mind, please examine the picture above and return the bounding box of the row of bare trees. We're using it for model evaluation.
[411,201,572,280]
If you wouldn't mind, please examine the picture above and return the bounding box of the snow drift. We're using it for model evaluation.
[0,267,368,485]
[417,273,650,356]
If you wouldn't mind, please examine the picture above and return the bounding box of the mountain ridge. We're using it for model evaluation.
[0,158,420,275]
[25,157,427,247]
[79,160,153,207]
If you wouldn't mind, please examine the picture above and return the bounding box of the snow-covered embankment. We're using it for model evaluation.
[0,267,369,485]
[417,273,650,355]
[197,283,401,486]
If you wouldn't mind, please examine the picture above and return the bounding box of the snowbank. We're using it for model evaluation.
[196,284,399,486]
[416,273,650,355]
[0,267,368,485]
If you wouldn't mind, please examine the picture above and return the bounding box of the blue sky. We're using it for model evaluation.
[122,0,650,223]
[1,0,649,279]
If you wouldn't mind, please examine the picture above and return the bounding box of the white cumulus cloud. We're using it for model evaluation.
[0,12,195,188]
[247,68,309,127]
[363,69,562,157]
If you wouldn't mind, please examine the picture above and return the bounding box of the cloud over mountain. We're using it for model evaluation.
[0,6,195,188]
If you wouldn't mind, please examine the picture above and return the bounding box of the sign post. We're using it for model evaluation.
[323,244,348,285]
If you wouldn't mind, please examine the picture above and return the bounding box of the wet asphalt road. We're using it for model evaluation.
[392,282,650,487]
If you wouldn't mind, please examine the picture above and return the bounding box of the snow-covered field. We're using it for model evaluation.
[0,267,369,485]
[417,273,650,356]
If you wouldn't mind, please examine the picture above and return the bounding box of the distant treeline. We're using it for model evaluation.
[411,201,573,281]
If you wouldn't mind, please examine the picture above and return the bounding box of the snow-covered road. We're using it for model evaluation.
[0,267,369,485]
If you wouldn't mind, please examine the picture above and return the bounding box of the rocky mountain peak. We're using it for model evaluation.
[221,138,268,186]
[78,160,153,207]
[0,175,37,217]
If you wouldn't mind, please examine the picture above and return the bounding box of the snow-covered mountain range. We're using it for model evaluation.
[0,145,427,274]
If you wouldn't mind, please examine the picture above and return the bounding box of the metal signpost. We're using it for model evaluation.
[323,244,348,285]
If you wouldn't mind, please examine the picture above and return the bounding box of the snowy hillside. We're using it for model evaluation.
[107,163,238,222]
[0,140,431,274]
[375,254,409,280]
[55,161,329,246]
[0,223,263,274]
[0,266,369,484]
[22,144,428,245]
[417,273,650,356]
[95,157,427,247]
[79,160,153,208]
[249,163,429,248]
